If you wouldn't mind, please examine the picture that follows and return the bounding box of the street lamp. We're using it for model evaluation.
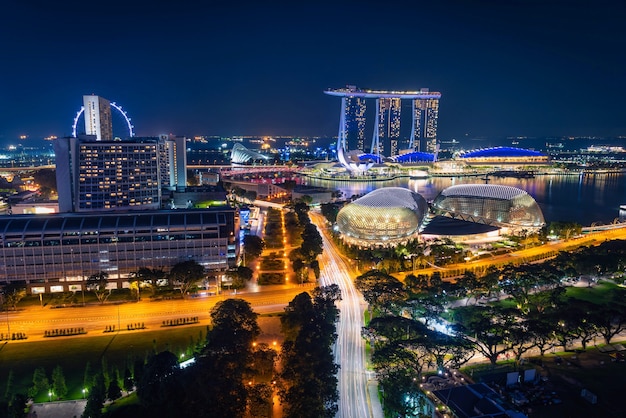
[48,391,52,402]
[82,388,87,398]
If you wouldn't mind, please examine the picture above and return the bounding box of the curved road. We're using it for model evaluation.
[312,213,382,418]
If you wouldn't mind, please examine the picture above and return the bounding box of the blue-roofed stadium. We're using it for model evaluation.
[457,147,549,164]
[358,153,383,164]
[390,152,436,163]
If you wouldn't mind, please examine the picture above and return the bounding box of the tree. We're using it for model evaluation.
[86,272,110,304]
[404,274,429,295]
[1,285,26,311]
[208,298,260,353]
[3,370,14,402]
[355,270,406,317]
[7,393,27,418]
[247,383,273,418]
[424,330,474,372]
[107,377,122,401]
[51,365,67,400]
[456,270,480,304]
[225,266,254,290]
[526,314,557,357]
[299,223,323,263]
[278,288,340,418]
[243,235,265,261]
[82,373,105,418]
[169,260,205,297]
[123,365,134,393]
[454,306,514,366]
[506,321,535,367]
[591,302,626,345]
[179,299,262,418]
[136,351,180,409]
[27,367,48,399]
[130,267,165,298]
[320,202,341,224]
[33,168,57,197]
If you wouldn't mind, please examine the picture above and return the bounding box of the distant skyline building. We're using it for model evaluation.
[325,86,442,164]
[83,95,113,141]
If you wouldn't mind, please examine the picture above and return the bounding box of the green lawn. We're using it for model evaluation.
[565,281,620,304]
[0,326,207,401]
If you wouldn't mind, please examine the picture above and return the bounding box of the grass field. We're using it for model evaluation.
[0,315,283,403]
[565,281,621,304]
[0,325,208,402]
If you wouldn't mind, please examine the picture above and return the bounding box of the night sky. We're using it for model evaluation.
[1,0,625,143]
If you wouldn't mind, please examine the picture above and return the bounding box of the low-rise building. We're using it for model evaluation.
[0,207,237,293]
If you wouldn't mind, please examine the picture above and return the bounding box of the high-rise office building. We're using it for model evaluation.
[326,86,441,164]
[83,95,113,141]
[344,96,367,152]
[413,95,439,153]
[377,98,402,156]
[158,135,188,192]
[55,135,189,212]
[55,136,161,212]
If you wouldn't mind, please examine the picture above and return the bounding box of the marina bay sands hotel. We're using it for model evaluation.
[325,86,441,157]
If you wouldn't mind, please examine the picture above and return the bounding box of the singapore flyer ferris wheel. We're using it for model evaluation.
[71,100,135,138]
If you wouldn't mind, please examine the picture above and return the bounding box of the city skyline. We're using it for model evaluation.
[2,1,626,142]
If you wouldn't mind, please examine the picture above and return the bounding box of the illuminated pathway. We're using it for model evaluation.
[313,213,383,418]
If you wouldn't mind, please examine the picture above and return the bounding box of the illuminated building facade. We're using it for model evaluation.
[413,97,439,152]
[344,95,367,152]
[377,98,402,156]
[158,135,188,191]
[54,136,188,212]
[83,95,113,141]
[336,187,428,248]
[432,184,545,230]
[0,208,237,292]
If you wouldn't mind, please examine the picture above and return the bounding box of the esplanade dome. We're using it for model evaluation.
[336,187,428,247]
[432,184,545,229]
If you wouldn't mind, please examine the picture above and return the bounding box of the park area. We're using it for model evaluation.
[0,316,282,405]
[464,344,626,418]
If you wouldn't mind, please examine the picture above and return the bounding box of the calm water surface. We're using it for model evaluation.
[304,172,626,226]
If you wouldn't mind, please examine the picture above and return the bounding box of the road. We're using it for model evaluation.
[312,213,383,418]
[396,225,626,281]
[2,287,310,341]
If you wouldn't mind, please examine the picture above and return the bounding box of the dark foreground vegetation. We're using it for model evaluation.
[360,240,626,417]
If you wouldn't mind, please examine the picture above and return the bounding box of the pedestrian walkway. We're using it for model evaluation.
[29,400,86,418]
[366,380,384,418]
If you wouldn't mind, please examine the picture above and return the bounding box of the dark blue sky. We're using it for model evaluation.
[1,0,625,143]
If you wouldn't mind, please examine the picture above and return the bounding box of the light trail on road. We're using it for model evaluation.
[313,213,381,418]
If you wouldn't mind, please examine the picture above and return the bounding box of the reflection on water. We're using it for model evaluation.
[304,172,626,225]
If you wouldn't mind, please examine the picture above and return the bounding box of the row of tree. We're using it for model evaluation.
[278,285,342,417]
[356,241,626,416]
[288,202,323,283]
[102,286,340,418]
